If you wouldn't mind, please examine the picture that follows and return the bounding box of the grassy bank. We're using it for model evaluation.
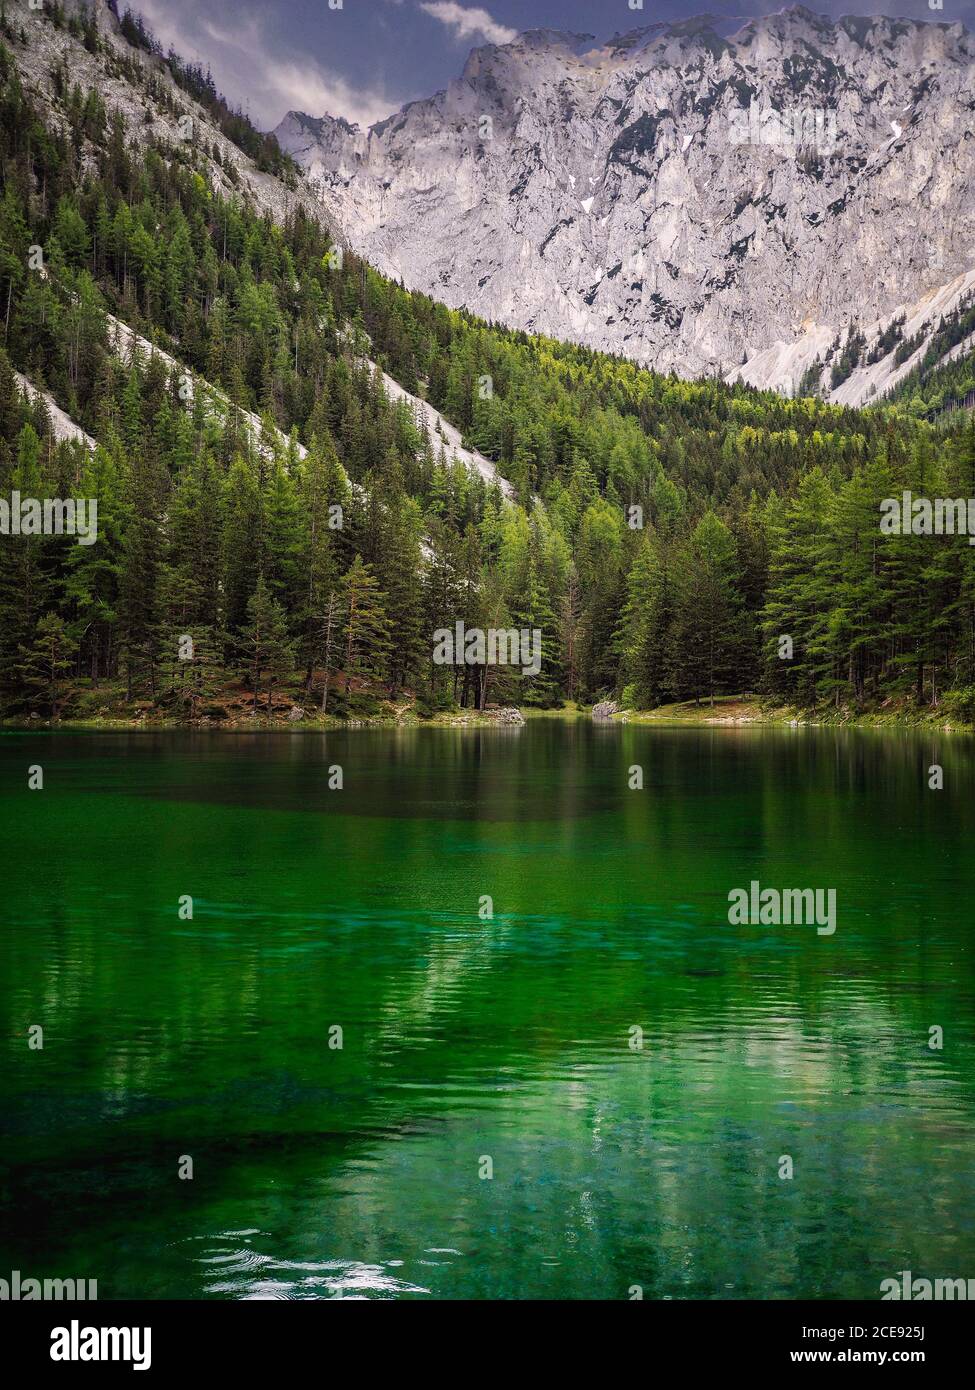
[618,694,972,732]
[4,692,973,733]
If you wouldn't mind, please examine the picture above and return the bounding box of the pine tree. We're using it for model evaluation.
[509,546,561,707]
[341,555,391,702]
[15,611,77,717]
[157,623,225,720]
[669,511,742,706]
[296,433,347,689]
[616,536,670,708]
[559,563,582,705]
[221,456,262,637]
[64,437,127,682]
[376,487,427,694]
[0,423,51,704]
[315,587,343,714]
[761,472,837,706]
[238,575,295,715]
[117,422,166,700]
[574,498,625,698]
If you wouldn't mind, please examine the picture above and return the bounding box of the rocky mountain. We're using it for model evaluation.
[10,0,320,229]
[3,0,513,500]
[274,8,975,401]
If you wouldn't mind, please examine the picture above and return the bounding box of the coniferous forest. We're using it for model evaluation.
[3,9,975,724]
[6,1,975,1335]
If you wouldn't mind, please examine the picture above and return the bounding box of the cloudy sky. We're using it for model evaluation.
[131,0,972,133]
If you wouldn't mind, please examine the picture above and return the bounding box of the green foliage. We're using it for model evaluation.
[2,20,975,722]
[829,321,867,390]
[15,610,76,716]
[117,6,297,178]
[341,555,391,705]
[238,575,295,714]
[886,297,975,419]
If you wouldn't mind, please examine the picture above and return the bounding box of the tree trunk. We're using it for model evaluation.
[345,596,356,695]
[321,594,336,714]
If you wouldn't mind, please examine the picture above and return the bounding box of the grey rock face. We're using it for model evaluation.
[493,707,526,725]
[591,701,620,721]
[275,9,975,392]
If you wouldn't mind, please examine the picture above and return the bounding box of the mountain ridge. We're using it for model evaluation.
[274,7,975,398]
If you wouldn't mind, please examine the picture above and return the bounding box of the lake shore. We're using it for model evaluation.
[2,693,971,733]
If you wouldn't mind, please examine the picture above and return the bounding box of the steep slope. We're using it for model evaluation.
[4,0,513,501]
[6,0,975,730]
[11,0,319,229]
[275,9,975,391]
[106,312,513,497]
[14,371,95,450]
[728,268,975,406]
[367,362,513,500]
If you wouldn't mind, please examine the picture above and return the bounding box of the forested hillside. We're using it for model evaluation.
[885,297,975,420]
[3,5,975,723]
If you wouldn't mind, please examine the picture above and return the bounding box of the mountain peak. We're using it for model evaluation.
[282,110,359,135]
[512,29,597,52]
[276,6,975,390]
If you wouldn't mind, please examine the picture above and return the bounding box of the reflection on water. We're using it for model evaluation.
[1,724,973,1298]
[191,1231,433,1300]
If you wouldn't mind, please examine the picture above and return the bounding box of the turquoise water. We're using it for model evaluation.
[1,723,973,1299]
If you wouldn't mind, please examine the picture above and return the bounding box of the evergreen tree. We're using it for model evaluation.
[341,555,391,701]
[238,574,295,714]
[0,423,51,704]
[15,611,77,717]
[670,512,742,706]
[158,624,224,720]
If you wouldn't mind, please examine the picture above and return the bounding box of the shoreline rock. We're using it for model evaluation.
[592,701,620,721]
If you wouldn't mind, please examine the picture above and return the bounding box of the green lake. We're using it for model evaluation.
[1,723,973,1299]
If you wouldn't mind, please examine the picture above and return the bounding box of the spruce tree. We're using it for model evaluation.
[15,611,77,717]
[341,555,391,703]
[158,624,225,720]
[669,511,742,706]
[238,574,295,715]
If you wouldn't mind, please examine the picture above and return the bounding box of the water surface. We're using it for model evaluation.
[1,723,973,1299]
